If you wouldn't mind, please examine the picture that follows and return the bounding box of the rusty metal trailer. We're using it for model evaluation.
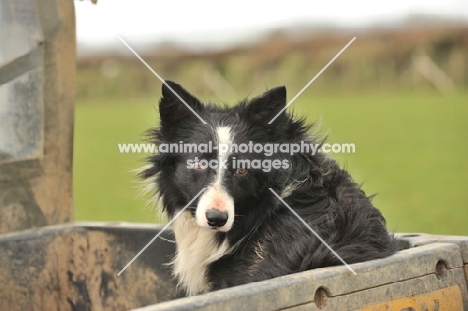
[0,224,467,310]
[1,0,467,310]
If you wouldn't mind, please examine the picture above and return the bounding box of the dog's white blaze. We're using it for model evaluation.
[172,212,230,295]
[215,126,232,185]
[195,126,235,231]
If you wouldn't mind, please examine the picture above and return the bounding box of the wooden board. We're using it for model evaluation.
[0,0,74,234]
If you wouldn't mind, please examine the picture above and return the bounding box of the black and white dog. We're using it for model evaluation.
[141,81,398,295]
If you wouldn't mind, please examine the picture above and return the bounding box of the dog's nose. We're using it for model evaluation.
[205,209,228,227]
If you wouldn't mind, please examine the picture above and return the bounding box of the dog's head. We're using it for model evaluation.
[142,81,312,232]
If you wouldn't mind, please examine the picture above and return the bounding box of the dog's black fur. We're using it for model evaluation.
[142,81,399,294]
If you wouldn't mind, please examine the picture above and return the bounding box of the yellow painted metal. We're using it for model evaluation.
[360,285,463,311]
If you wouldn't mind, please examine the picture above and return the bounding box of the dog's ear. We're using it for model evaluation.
[245,86,287,128]
[159,81,203,126]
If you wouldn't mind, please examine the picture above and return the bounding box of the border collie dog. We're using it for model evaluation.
[141,81,398,296]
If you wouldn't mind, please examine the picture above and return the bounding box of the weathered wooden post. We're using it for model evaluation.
[0,0,75,234]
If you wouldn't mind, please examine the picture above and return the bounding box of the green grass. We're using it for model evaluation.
[73,97,161,223]
[74,91,468,235]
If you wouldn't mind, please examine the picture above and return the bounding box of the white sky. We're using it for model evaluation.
[75,0,468,50]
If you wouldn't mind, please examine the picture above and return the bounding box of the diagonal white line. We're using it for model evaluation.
[268,37,356,124]
[118,36,208,125]
[268,188,357,275]
[117,188,206,276]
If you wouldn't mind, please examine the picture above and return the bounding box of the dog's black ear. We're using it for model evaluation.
[159,81,203,126]
[245,86,287,128]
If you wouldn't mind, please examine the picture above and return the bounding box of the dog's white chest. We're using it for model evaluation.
[172,212,229,295]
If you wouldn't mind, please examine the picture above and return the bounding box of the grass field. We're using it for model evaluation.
[73,91,468,235]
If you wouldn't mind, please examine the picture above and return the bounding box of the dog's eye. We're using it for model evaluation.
[235,168,248,175]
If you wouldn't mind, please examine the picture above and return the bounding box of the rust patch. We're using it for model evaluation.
[0,227,178,311]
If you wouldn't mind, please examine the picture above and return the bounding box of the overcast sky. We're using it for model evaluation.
[75,0,468,50]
